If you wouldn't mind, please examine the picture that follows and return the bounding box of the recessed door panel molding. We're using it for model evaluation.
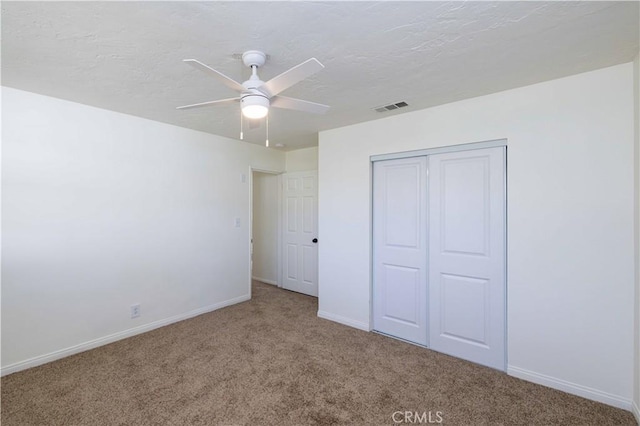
[286,244,298,280]
[286,197,297,232]
[441,156,490,257]
[303,196,314,234]
[302,245,315,284]
[440,273,489,347]
[384,163,421,248]
[286,178,298,191]
[382,264,420,325]
[282,171,318,297]
[372,144,506,371]
[373,157,428,346]
[428,146,505,370]
[302,176,314,190]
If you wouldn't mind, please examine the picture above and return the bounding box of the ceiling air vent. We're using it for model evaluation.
[374,101,409,113]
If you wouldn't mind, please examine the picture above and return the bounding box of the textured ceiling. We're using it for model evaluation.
[2,1,639,150]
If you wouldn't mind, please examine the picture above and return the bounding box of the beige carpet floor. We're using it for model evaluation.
[1,281,636,425]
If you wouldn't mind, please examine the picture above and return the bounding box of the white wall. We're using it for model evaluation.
[1,87,285,373]
[286,147,318,172]
[633,52,640,422]
[252,172,279,285]
[318,64,635,409]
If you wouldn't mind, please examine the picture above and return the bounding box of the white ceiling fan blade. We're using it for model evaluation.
[271,96,330,115]
[260,58,324,97]
[176,97,239,110]
[183,59,245,93]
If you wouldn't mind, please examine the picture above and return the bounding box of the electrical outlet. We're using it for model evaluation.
[131,303,140,318]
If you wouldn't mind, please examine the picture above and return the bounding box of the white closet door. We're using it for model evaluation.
[427,147,506,370]
[373,157,428,346]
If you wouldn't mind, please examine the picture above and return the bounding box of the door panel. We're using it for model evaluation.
[302,245,315,284]
[303,197,314,232]
[286,198,297,232]
[282,171,318,296]
[440,273,489,347]
[382,265,420,325]
[428,147,505,370]
[441,158,489,255]
[286,244,297,280]
[373,157,428,346]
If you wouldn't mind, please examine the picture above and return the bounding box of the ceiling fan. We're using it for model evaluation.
[177,50,330,121]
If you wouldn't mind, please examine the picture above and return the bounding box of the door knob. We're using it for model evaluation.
[312,238,318,243]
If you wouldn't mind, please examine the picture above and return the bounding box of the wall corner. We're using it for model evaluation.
[633,50,640,421]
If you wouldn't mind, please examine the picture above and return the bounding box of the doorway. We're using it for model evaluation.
[252,171,280,286]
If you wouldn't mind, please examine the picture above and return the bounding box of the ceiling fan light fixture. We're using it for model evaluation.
[241,94,269,119]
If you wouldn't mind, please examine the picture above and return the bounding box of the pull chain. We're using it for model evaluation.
[265,113,269,147]
[240,108,244,140]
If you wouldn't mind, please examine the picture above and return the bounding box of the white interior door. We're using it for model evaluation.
[427,147,506,370]
[282,171,318,296]
[373,157,428,346]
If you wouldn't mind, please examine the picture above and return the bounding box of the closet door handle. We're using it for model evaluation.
[312,238,318,243]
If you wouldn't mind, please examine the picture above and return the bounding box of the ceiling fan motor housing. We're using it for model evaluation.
[241,92,269,106]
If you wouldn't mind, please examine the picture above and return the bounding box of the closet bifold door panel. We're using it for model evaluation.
[372,157,428,346]
[427,147,506,370]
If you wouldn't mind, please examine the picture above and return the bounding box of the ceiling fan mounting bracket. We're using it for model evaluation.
[242,50,266,68]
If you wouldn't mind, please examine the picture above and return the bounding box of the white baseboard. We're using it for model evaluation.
[507,365,632,411]
[317,310,370,331]
[632,399,639,425]
[251,276,278,286]
[1,294,250,377]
